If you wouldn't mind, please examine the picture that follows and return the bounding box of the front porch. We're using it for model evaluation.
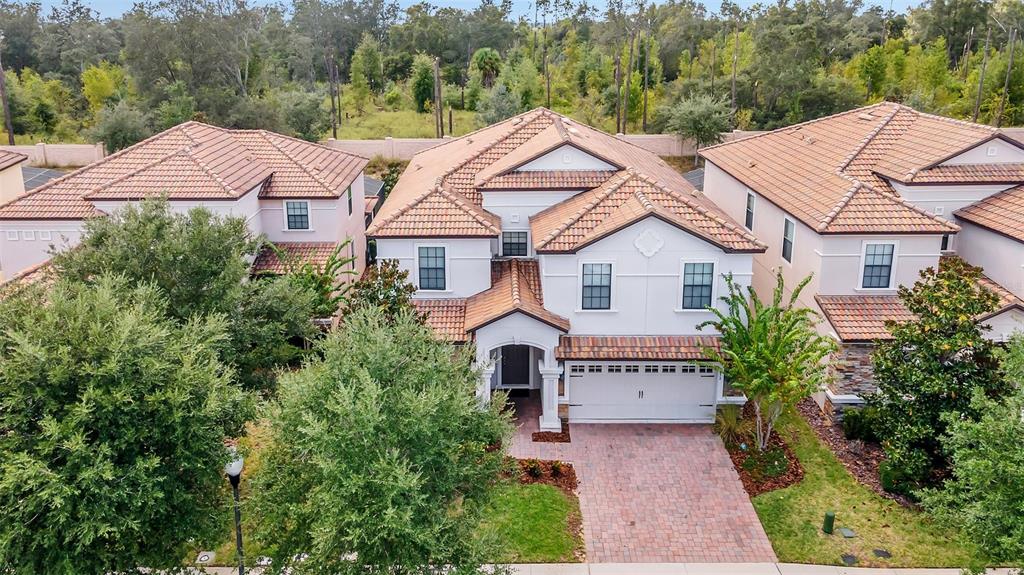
[478,341,563,432]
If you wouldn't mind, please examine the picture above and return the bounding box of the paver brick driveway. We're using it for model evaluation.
[508,398,777,563]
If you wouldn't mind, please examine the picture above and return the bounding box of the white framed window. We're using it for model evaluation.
[782,217,795,263]
[681,364,697,373]
[745,192,755,230]
[39,231,52,241]
[587,365,603,373]
[416,245,447,291]
[21,231,35,240]
[607,365,622,373]
[699,365,715,376]
[501,231,529,257]
[580,262,613,310]
[644,365,658,373]
[625,365,639,373]
[940,234,951,252]
[570,364,585,374]
[284,200,310,230]
[661,365,677,373]
[681,261,716,310]
[347,186,353,216]
[859,241,897,289]
[6,230,18,241]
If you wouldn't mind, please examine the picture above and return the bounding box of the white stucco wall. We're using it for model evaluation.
[474,312,561,367]
[482,190,577,253]
[956,221,1024,299]
[0,164,25,206]
[517,144,616,171]
[942,138,1024,164]
[982,307,1024,342]
[888,180,1013,219]
[0,221,83,280]
[702,160,823,311]
[818,235,943,295]
[539,216,754,336]
[375,237,493,298]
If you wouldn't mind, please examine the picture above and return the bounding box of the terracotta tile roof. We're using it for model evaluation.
[412,298,468,342]
[464,259,569,332]
[955,184,1024,243]
[369,108,754,245]
[701,103,970,234]
[816,294,915,342]
[555,335,721,361]
[1,259,54,288]
[364,195,379,215]
[530,170,766,253]
[818,263,1024,341]
[900,162,1024,184]
[251,242,340,275]
[478,170,617,190]
[0,122,366,220]
[0,149,28,172]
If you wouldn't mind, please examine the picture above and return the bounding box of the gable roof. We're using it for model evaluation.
[251,242,341,275]
[555,335,720,361]
[530,169,765,253]
[0,149,28,172]
[368,108,755,246]
[464,259,569,332]
[700,102,976,235]
[0,122,367,220]
[954,184,1024,243]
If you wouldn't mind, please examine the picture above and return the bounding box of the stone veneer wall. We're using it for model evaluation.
[831,342,879,398]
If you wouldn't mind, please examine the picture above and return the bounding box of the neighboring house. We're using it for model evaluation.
[363,175,383,227]
[367,108,765,430]
[700,102,1024,414]
[0,122,368,283]
[0,150,28,207]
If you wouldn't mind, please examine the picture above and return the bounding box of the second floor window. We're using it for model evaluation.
[782,218,795,263]
[347,186,353,216]
[745,193,755,230]
[682,262,715,309]
[581,263,612,310]
[418,246,446,290]
[286,201,309,230]
[862,243,895,288]
[502,231,528,256]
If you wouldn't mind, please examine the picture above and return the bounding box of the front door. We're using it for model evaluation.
[500,345,532,387]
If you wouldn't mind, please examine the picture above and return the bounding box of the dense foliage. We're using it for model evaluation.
[51,198,319,391]
[868,257,1006,494]
[250,307,513,574]
[267,240,357,318]
[0,276,251,573]
[0,0,1021,148]
[344,258,421,321]
[700,271,836,452]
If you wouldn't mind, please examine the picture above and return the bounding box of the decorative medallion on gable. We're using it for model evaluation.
[634,228,664,258]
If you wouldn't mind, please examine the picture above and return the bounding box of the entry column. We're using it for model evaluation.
[477,366,494,405]
[538,365,562,431]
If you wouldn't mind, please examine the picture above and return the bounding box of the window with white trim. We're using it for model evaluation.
[587,365,603,373]
[347,186,353,215]
[21,231,34,240]
[6,231,17,241]
[745,192,755,230]
[581,263,612,310]
[39,231,52,241]
[285,201,310,230]
[502,231,528,256]
[625,365,639,373]
[782,218,795,263]
[608,365,622,373]
[644,365,658,373]
[570,364,585,374]
[661,365,676,373]
[699,365,715,375]
[417,246,446,290]
[861,243,895,288]
[682,262,715,309]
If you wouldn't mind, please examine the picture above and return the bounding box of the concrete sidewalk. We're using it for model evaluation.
[195,563,1018,575]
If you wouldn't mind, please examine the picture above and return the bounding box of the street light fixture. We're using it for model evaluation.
[225,451,245,575]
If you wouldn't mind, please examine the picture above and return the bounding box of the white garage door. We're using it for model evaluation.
[567,362,718,423]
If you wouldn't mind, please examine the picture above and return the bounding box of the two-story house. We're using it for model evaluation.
[367,108,766,430]
[0,121,368,283]
[700,102,1024,415]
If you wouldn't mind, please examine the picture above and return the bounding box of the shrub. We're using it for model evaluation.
[550,460,563,477]
[841,406,881,443]
[525,459,543,478]
[741,447,789,481]
[714,404,746,447]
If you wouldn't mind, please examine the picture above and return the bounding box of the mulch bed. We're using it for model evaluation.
[532,420,571,443]
[796,398,913,507]
[726,430,805,497]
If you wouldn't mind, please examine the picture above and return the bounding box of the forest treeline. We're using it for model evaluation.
[0,0,1021,150]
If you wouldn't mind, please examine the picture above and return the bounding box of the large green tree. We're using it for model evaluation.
[700,271,836,451]
[665,94,731,164]
[250,307,512,574]
[0,276,251,574]
[869,257,1006,492]
[51,198,318,391]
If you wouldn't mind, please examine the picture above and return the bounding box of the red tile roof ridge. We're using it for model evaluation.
[630,170,767,248]
[509,259,523,307]
[818,183,863,231]
[437,184,502,233]
[437,109,552,185]
[837,101,903,176]
[702,101,897,154]
[256,130,336,195]
[533,170,632,250]
[261,128,369,160]
[364,180,442,233]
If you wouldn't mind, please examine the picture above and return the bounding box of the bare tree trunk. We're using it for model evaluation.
[731,21,739,119]
[642,31,649,132]
[622,32,636,133]
[710,39,716,95]
[324,52,337,139]
[434,57,443,137]
[973,26,991,122]
[996,28,1017,128]
[614,53,622,132]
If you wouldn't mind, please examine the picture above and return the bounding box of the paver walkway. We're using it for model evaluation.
[508,397,776,564]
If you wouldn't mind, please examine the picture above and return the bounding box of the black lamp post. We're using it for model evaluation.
[225,453,245,575]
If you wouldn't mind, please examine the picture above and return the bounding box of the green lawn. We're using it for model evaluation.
[336,109,481,139]
[479,483,583,563]
[752,410,984,568]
